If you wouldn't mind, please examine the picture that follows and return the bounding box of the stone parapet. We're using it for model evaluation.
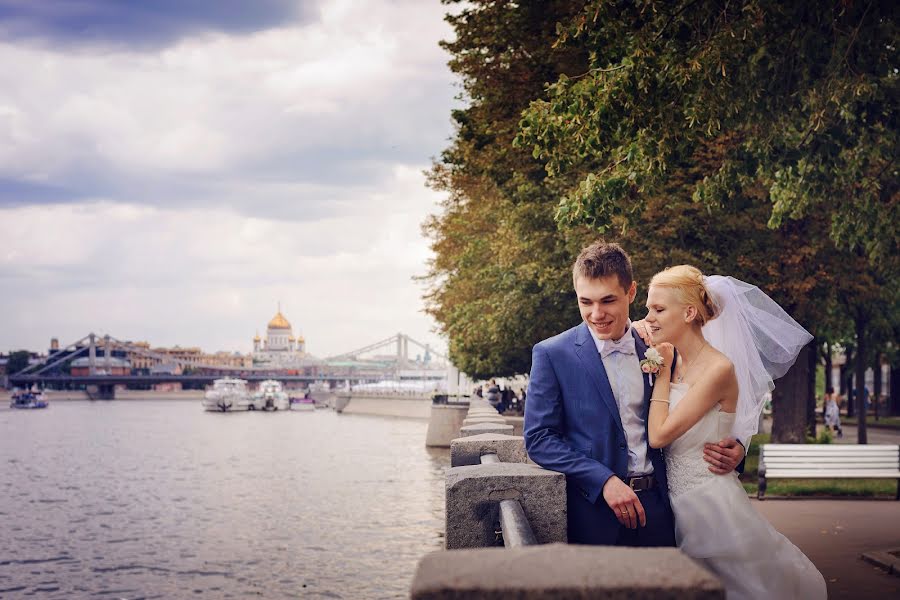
[462,416,508,426]
[411,543,725,599]
[460,422,514,437]
[445,463,566,549]
[451,433,527,467]
[425,403,470,448]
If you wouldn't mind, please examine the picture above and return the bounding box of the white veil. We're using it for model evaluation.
[701,275,813,442]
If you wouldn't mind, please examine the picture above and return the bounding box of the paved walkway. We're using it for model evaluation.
[755,499,900,599]
[831,423,900,445]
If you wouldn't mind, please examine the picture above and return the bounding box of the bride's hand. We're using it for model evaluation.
[654,342,675,370]
[632,320,652,345]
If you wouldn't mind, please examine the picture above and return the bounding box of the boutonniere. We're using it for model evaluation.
[640,348,664,385]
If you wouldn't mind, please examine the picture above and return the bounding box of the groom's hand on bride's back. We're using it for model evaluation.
[602,476,647,530]
[703,438,745,474]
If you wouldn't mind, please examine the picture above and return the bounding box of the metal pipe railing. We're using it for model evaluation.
[479,453,537,547]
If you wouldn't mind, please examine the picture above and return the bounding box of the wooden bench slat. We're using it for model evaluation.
[766,463,900,474]
[766,464,899,468]
[763,447,898,453]
[762,444,898,448]
[764,453,900,466]
[765,470,900,478]
[766,467,898,473]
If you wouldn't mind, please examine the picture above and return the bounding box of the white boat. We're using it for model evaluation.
[202,378,252,412]
[253,379,289,411]
[290,395,316,411]
[307,381,334,408]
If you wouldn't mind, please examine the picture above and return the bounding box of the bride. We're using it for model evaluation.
[642,265,827,600]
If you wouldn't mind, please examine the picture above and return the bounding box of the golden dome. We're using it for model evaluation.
[288,335,296,342]
[253,333,261,342]
[297,335,305,343]
[268,311,291,330]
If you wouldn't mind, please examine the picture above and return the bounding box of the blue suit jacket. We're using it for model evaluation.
[524,322,670,544]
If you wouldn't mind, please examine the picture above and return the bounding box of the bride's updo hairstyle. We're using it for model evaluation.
[649,265,719,326]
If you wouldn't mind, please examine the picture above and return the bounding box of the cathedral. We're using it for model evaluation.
[252,306,310,367]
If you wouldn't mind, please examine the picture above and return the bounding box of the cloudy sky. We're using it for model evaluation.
[0,0,462,358]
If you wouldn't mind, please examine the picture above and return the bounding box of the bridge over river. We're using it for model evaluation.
[9,331,450,399]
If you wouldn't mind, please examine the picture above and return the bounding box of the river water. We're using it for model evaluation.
[0,400,449,599]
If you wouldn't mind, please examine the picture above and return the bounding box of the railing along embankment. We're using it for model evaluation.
[411,398,725,599]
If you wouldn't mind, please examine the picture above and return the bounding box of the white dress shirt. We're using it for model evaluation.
[590,322,654,476]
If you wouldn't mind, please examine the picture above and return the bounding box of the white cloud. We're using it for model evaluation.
[0,1,460,357]
[0,165,446,356]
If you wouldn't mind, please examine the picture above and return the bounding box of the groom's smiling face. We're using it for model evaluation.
[575,275,636,341]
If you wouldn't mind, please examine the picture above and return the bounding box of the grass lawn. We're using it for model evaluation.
[738,433,899,498]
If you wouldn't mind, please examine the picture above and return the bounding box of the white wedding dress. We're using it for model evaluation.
[665,383,827,599]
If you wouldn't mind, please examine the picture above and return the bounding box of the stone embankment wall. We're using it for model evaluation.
[411,399,725,599]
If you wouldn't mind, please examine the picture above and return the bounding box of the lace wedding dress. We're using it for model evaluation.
[665,383,827,600]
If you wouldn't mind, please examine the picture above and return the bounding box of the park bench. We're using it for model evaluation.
[757,444,900,500]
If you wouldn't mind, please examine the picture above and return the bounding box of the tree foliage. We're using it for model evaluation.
[422,0,593,378]
[426,0,898,393]
[5,350,31,376]
[517,0,898,276]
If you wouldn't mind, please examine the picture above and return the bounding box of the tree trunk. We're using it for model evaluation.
[840,347,851,397]
[806,337,817,438]
[890,363,900,417]
[844,348,855,418]
[855,317,867,444]
[873,352,882,421]
[772,342,812,443]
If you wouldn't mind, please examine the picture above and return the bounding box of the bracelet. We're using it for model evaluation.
[650,398,670,404]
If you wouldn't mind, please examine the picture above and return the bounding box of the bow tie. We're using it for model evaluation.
[600,335,636,358]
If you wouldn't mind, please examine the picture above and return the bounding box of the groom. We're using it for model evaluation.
[524,241,744,546]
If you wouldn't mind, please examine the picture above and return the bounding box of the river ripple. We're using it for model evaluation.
[0,400,448,599]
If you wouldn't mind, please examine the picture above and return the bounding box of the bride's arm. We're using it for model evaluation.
[648,355,735,449]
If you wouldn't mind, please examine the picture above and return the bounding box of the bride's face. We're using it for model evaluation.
[644,285,688,343]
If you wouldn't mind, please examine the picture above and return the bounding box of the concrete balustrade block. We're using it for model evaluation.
[462,417,507,427]
[469,402,494,411]
[450,433,526,467]
[503,416,524,436]
[445,463,565,549]
[425,404,470,448]
[411,543,725,599]
[460,422,514,437]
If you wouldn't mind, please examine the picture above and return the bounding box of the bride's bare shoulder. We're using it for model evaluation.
[704,348,736,382]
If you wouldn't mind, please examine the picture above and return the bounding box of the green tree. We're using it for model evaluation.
[518,0,898,277]
[423,0,593,378]
[5,350,32,376]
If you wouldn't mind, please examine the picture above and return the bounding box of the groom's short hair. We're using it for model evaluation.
[573,241,633,291]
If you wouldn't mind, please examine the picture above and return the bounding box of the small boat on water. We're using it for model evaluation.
[253,379,289,411]
[10,390,48,409]
[202,378,252,412]
[307,381,333,408]
[289,395,315,411]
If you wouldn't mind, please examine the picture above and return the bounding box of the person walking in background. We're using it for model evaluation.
[824,387,843,438]
[486,379,502,412]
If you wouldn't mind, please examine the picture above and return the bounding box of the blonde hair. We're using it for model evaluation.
[649,265,718,326]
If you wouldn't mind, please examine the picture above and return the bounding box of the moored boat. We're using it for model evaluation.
[202,378,252,412]
[289,395,315,411]
[9,390,48,409]
[253,379,289,411]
